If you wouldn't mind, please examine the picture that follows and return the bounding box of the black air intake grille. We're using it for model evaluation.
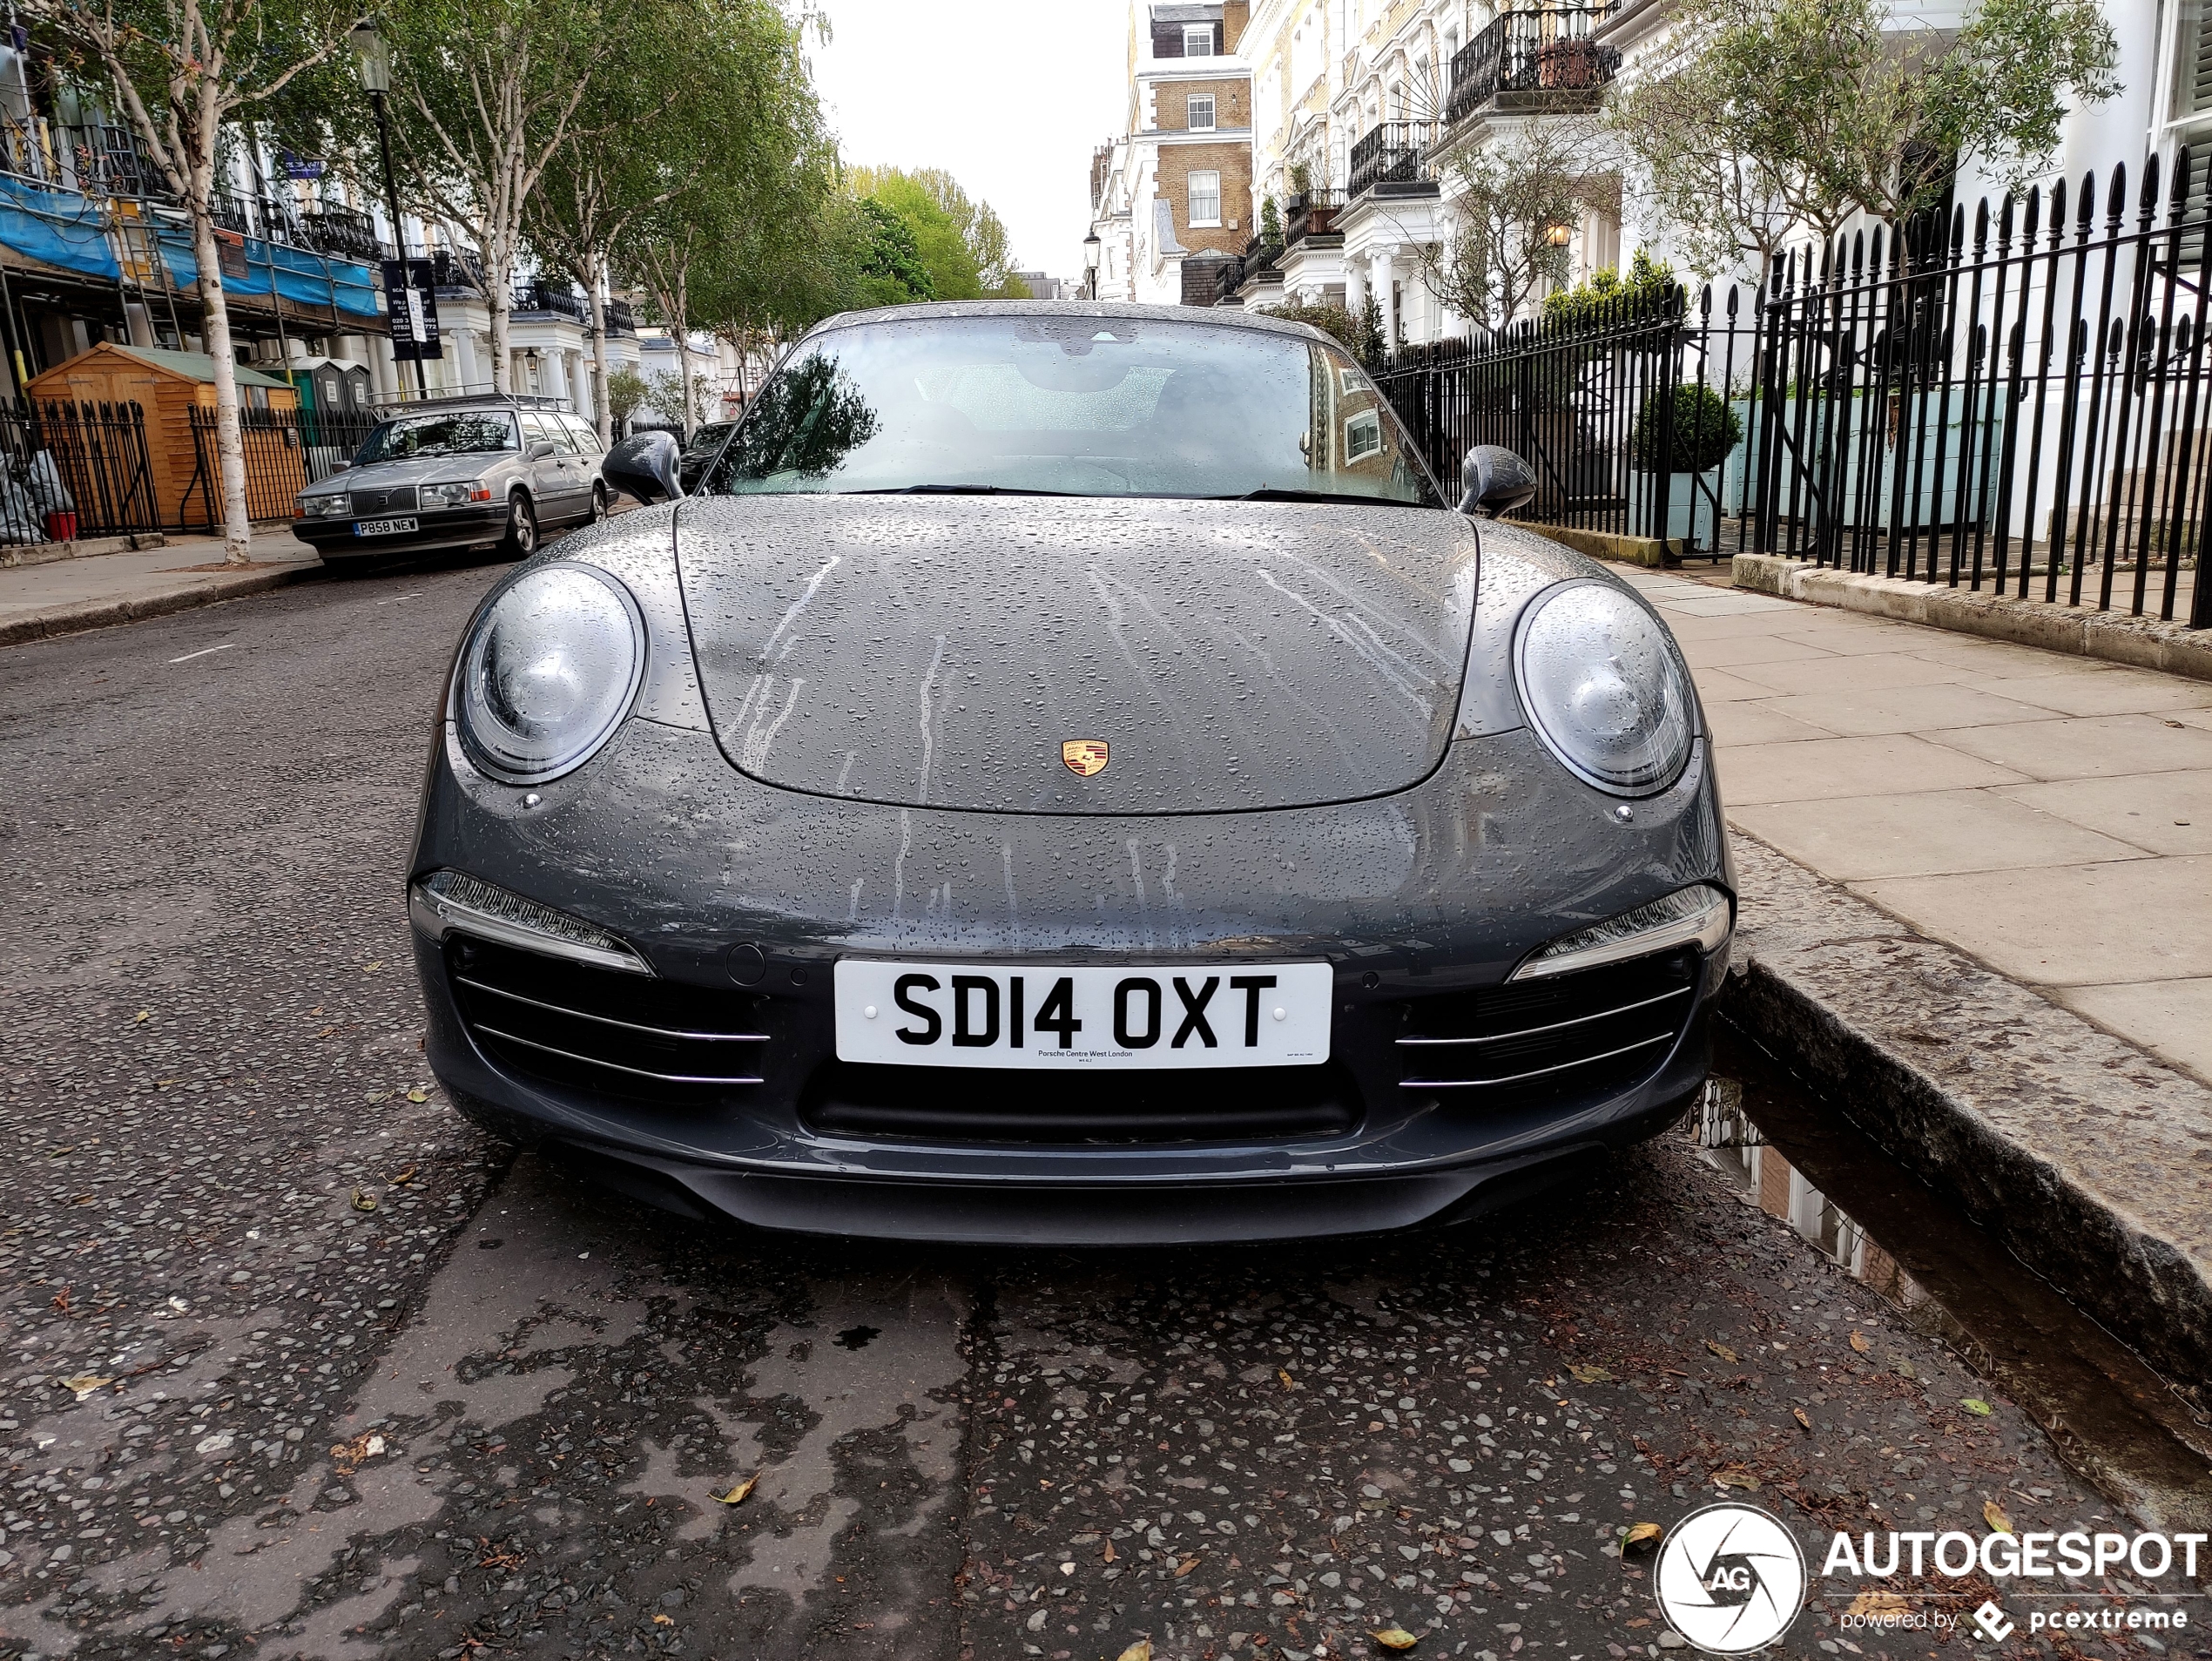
[803,1062,1361,1146]
[1398,949,1697,1110]
[448,936,765,1101]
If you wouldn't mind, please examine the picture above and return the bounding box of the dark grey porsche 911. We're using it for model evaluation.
[407,300,1732,1245]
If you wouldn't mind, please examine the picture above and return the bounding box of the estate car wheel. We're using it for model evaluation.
[502,493,538,559]
[588,483,609,524]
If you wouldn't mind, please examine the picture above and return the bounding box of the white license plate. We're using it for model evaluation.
[833,961,1332,1070]
[354,516,417,536]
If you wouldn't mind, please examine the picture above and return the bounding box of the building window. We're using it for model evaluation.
[1345,409,1382,461]
[1184,24,1214,55]
[1187,93,1217,130]
[1188,170,1223,226]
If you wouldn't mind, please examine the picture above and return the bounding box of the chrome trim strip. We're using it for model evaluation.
[455,976,768,1044]
[1508,892,1731,982]
[475,1024,764,1086]
[1395,985,1692,1047]
[1399,1030,1674,1090]
[409,883,652,976]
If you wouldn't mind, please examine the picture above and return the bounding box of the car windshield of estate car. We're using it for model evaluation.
[355,411,520,465]
[701,316,1445,506]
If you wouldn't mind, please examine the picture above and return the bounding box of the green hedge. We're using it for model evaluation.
[1629,384,1743,474]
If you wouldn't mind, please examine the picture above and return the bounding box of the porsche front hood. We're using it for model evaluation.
[672,493,1480,815]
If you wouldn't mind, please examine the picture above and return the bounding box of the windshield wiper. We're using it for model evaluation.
[1217,487,1359,504]
[842,483,1082,496]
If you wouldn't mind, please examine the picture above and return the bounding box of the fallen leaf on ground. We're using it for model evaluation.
[365,1090,391,1104]
[1371,1629,1421,1651]
[1848,1331,1870,1354]
[365,962,384,972]
[1705,1340,1738,1363]
[1891,1358,1917,1379]
[716,1475,759,1505]
[1960,1397,1993,1416]
[1850,1591,1910,1619]
[406,1088,429,1104]
[1623,1523,1662,1550]
[351,1188,377,1212]
[392,1165,416,1185]
[134,1010,149,1023]
[1711,1465,1760,1490]
[1984,1499,2013,1534]
[652,1613,673,1625]
[57,1374,112,1400]
[1279,1368,1298,1389]
[1175,1556,1200,1577]
[1568,1363,1614,1384]
[1102,1540,1117,1563]
[1792,1408,1813,1433]
[1116,1643,1154,1661]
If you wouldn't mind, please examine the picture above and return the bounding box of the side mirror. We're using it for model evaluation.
[603,429,684,504]
[330,460,350,473]
[525,439,556,462]
[1458,444,1537,518]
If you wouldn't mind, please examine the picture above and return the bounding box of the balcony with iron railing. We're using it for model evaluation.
[1346,122,1440,199]
[0,116,168,202]
[603,296,637,335]
[1285,190,1346,246]
[513,279,589,324]
[296,206,385,263]
[1446,6,1620,125]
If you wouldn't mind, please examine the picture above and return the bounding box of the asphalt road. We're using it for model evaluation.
[0,561,2182,1661]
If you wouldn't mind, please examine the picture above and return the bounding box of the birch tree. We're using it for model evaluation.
[22,0,360,563]
[385,0,603,394]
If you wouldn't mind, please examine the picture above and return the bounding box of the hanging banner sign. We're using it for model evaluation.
[214,228,248,281]
[280,151,326,181]
[381,258,443,360]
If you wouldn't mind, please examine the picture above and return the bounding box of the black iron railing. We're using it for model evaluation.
[1370,152,2212,625]
[0,117,167,201]
[434,248,486,294]
[1447,6,1619,123]
[514,280,588,322]
[603,297,638,335]
[0,400,161,544]
[1285,191,1346,246]
[1239,234,1284,285]
[1347,122,1438,199]
[297,206,384,262]
[179,404,381,530]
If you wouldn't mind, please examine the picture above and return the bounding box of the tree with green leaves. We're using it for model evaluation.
[849,165,1025,301]
[384,0,607,394]
[19,0,361,563]
[1607,0,2119,277]
[1419,121,1602,333]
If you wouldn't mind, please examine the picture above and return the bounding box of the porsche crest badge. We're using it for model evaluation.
[1062,739,1110,778]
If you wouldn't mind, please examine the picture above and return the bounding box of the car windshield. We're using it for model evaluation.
[700,315,1444,507]
[356,411,518,463]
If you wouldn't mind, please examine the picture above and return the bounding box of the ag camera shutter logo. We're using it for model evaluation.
[1655,1503,1809,1653]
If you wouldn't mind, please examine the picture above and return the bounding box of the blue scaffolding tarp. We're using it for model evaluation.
[0,176,122,279]
[153,227,382,323]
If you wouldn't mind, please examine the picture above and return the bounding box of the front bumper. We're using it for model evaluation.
[409,707,1731,1245]
[293,504,507,558]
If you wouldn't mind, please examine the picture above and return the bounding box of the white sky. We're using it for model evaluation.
[806,0,1129,284]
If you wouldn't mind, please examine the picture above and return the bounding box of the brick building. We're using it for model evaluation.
[1086,3,1255,305]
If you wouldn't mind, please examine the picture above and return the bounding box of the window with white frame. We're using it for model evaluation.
[1187,92,1217,130]
[1187,170,1223,226]
[1184,23,1214,55]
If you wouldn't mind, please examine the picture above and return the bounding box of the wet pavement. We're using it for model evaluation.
[3,563,2208,1661]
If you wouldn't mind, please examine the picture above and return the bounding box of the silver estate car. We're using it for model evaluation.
[293,394,610,564]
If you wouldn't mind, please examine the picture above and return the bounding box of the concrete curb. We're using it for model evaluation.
[1515,523,1679,569]
[1721,832,2212,1398]
[0,563,319,648]
[1733,552,2212,682]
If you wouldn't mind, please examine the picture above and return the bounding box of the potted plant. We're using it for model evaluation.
[1629,383,1742,545]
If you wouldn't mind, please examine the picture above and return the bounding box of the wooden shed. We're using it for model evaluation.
[28,345,304,528]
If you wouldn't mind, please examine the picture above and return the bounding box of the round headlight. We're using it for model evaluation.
[1514,580,1693,794]
[456,564,644,784]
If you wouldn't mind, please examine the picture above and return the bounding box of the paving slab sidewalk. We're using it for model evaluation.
[1623,564,2212,1389]
[0,527,321,646]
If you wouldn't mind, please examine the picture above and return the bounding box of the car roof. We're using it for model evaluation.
[804,299,1334,348]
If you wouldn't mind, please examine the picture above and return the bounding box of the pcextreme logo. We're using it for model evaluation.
[1654,1503,1809,1654]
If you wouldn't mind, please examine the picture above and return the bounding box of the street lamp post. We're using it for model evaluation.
[351,21,426,397]
[1083,232,1102,301]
